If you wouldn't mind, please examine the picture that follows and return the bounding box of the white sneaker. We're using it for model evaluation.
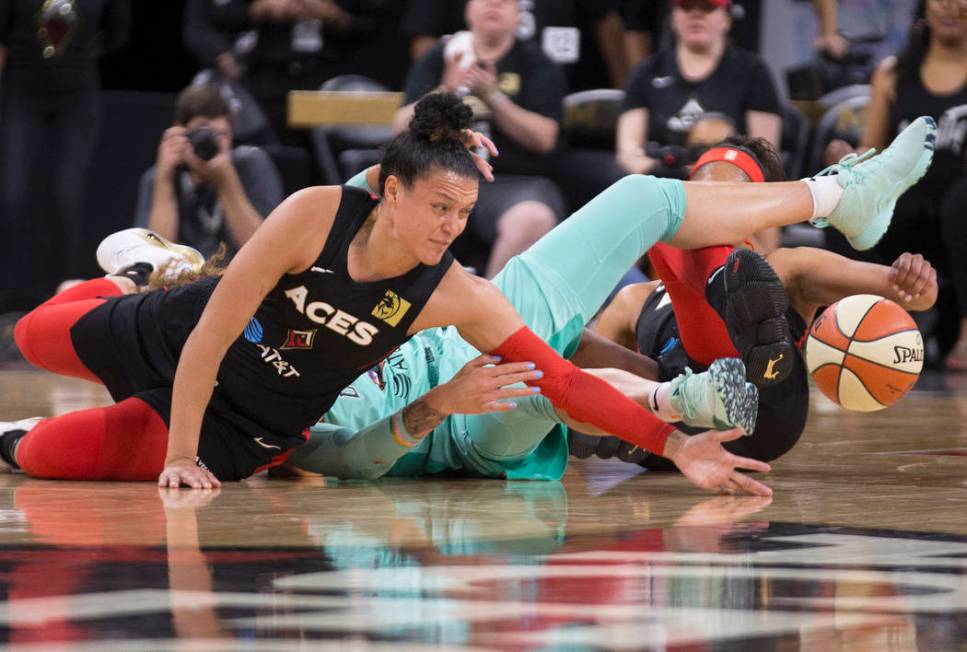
[96,229,205,280]
[0,417,43,472]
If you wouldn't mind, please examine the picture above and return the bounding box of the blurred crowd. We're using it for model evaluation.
[0,0,965,367]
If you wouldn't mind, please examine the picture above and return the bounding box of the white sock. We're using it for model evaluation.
[802,176,844,219]
[650,383,681,422]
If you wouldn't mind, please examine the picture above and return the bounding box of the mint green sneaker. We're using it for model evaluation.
[810,116,936,251]
[668,358,758,435]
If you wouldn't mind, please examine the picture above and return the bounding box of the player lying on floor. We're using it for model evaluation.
[274,164,766,494]
[583,135,938,467]
[4,115,938,496]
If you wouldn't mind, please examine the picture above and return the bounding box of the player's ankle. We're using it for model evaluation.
[802,176,843,219]
[650,383,681,422]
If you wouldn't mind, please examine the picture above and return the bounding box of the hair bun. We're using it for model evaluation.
[409,92,473,144]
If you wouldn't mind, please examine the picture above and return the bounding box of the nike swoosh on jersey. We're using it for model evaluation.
[254,437,282,451]
[311,267,335,274]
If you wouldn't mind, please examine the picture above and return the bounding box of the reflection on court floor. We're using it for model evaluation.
[1,371,967,649]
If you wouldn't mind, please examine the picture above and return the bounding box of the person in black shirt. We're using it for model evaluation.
[208,0,379,144]
[0,0,130,313]
[824,0,967,369]
[402,0,630,90]
[617,0,781,175]
[621,0,848,63]
[616,0,781,251]
[134,85,285,259]
[397,0,568,277]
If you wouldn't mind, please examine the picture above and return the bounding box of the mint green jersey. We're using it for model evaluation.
[320,325,568,480]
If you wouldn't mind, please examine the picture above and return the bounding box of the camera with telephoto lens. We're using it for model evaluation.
[186,126,220,161]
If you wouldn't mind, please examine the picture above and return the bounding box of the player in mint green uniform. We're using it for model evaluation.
[291,110,936,482]
[289,172,738,481]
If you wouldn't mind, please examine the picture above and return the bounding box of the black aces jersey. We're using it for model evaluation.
[74,185,454,443]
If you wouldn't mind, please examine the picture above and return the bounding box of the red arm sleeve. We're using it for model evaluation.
[491,326,675,456]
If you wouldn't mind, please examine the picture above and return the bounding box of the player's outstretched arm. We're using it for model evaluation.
[292,355,543,480]
[768,247,937,322]
[161,187,340,489]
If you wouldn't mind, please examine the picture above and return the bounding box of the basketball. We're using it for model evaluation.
[805,294,924,411]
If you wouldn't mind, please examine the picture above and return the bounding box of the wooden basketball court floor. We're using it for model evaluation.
[0,367,966,650]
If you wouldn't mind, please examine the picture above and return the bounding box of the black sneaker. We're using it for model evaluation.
[567,431,649,464]
[724,249,795,387]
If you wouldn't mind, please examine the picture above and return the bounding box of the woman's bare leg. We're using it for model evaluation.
[671,181,814,248]
[669,116,936,251]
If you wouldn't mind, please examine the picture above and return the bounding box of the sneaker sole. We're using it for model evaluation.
[709,358,759,435]
[848,117,937,251]
[725,250,795,387]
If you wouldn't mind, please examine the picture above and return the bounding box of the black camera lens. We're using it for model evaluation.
[187,126,220,161]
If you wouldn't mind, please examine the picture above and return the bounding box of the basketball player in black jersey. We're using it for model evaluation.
[590,136,938,466]
[5,94,937,495]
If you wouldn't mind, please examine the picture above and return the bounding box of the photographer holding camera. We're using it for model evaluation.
[135,84,284,258]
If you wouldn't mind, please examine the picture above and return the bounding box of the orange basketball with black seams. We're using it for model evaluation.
[805,294,923,411]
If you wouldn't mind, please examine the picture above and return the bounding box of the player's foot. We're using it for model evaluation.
[811,116,936,251]
[0,417,42,471]
[668,358,759,435]
[96,228,205,286]
[724,249,795,388]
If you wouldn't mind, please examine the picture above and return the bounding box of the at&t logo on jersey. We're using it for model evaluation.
[284,286,379,346]
[256,344,301,378]
[372,290,411,327]
[243,317,264,344]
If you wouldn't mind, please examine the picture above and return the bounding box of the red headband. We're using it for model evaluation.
[692,147,766,183]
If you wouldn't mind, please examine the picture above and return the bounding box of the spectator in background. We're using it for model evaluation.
[183,0,246,81]
[622,0,848,62]
[207,0,379,145]
[825,0,967,369]
[396,0,566,278]
[403,0,630,90]
[135,85,284,259]
[0,0,130,313]
[616,0,781,251]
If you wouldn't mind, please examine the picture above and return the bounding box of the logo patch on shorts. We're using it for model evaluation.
[372,291,411,327]
[281,329,316,350]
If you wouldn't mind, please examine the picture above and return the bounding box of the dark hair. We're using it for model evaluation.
[174,84,232,126]
[710,134,786,182]
[378,92,479,192]
[896,1,929,84]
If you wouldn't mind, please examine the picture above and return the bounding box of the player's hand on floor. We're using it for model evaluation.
[158,459,221,490]
[667,428,772,497]
[426,354,543,415]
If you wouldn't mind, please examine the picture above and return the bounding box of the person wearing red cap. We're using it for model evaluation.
[590,135,939,466]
